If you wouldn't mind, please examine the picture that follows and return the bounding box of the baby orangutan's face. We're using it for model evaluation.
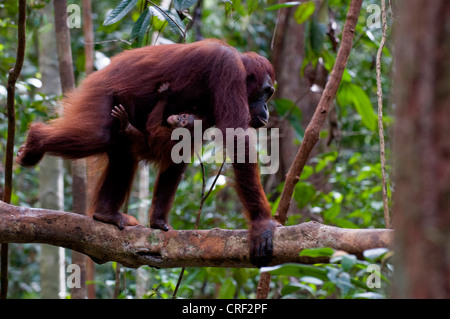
[167,114,198,128]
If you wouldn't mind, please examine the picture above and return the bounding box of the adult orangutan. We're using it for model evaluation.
[17,39,277,267]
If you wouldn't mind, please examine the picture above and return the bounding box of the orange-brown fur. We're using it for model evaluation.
[17,39,277,267]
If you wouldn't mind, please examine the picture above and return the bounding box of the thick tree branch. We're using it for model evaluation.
[0,201,392,268]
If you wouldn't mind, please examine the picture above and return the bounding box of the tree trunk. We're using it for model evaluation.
[38,159,66,299]
[38,1,66,299]
[136,164,150,298]
[269,5,306,192]
[82,0,97,299]
[53,0,87,299]
[268,2,331,222]
[392,0,450,298]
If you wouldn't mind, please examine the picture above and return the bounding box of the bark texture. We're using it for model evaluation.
[0,201,392,269]
[392,0,450,298]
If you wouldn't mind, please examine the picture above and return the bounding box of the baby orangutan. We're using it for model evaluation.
[111,105,201,132]
[111,82,202,134]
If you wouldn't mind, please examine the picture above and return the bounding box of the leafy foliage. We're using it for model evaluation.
[262,247,392,299]
[130,8,153,46]
[103,0,140,26]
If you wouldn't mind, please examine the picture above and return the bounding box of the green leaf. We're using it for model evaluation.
[363,248,389,262]
[348,208,372,225]
[333,218,358,229]
[315,152,338,173]
[271,194,281,216]
[264,264,375,293]
[299,247,334,258]
[341,254,357,271]
[300,276,324,286]
[321,49,336,72]
[266,1,300,11]
[294,1,315,24]
[309,19,327,54]
[348,152,362,165]
[351,85,377,131]
[130,8,153,46]
[323,203,340,222]
[151,6,185,37]
[336,82,351,106]
[319,130,328,139]
[261,263,329,281]
[337,82,377,131]
[232,268,248,286]
[315,158,330,173]
[326,267,354,294]
[246,0,259,14]
[316,0,328,24]
[217,278,236,299]
[280,283,302,296]
[273,98,303,139]
[293,181,316,209]
[173,0,199,11]
[282,283,314,296]
[150,7,167,30]
[104,0,139,26]
[300,165,313,180]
